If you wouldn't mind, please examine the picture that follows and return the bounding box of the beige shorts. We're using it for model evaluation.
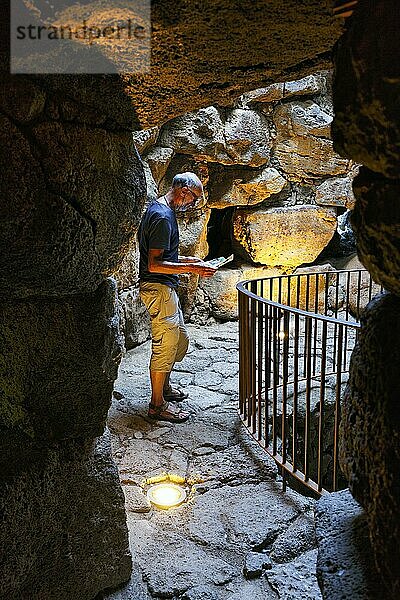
[139,282,189,372]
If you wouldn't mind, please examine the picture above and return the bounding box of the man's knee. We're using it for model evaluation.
[150,324,180,372]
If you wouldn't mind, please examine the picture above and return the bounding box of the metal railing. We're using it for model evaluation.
[237,269,383,496]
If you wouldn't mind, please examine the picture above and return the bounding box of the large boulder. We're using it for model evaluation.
[159,106,227,162]
[159,107,272,166]
[340,293,400,598]
[208,165,287,208]
[232,205,337,268]
[0,115,102,298]
[223,109,272,166]
[0,430,132,600]
[0,279,122,466]
[273,101,351,182]
[29,120,145,276]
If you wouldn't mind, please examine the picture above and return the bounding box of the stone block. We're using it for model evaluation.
[118,285,151,351]
[160,106,271,166]
[275,100,333,138]
[315,175,356,209]
[238,73,325,106]
[0,430,131,600]
[0,115,103,297]
[144,146,174,183]
[223,108,272,166]
[31,121,146,276]
[132,127,160,155]
[208,165,287,209]
[232,205,337,267]
[274,101,350,182]
[0,279,123,460]
[159,106,227,162]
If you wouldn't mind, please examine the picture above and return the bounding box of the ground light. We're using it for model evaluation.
[147,482,187,509]
[142,473,203,510]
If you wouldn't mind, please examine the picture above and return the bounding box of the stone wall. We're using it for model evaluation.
[0,72,147,599]
[122,71,357,338]
[332,1,400,597]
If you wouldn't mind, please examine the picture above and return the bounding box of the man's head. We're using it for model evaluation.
[170,172,205,212]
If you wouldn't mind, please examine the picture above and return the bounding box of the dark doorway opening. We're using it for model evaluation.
[205,207,235,261]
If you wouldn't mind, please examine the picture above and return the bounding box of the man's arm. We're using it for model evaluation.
[148,248,216,277]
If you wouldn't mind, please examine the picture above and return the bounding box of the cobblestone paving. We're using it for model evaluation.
[105,322,322,600]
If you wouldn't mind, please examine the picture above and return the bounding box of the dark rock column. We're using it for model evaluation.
[333,1,400,596]
[0,73,146,599]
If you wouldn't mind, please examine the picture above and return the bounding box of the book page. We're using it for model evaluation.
[205,254,234,269]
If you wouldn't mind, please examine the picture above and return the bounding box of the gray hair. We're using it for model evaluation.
[172,172,203,192]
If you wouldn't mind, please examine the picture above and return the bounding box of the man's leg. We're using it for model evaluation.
[150,370,168,407]
[143,285,189,421]
[163,298,189,397]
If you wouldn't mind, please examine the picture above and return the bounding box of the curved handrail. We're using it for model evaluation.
[237,269,368,327]
[236,268,382,496]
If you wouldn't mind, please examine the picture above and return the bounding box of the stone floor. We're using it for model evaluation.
[104,322,322,600]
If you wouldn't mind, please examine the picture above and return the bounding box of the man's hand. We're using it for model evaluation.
[191,261,217,278]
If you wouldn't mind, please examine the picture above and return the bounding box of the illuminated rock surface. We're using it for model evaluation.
[232,205,337,267]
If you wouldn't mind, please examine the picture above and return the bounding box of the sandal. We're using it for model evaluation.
[148,401,190,423]
[163,387,189,402]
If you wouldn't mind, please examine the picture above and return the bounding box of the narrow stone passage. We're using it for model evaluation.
[105,323,321,600]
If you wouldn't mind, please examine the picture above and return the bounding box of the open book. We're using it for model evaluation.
[204,254,234,269]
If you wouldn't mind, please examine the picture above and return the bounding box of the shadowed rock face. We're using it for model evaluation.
[333,1,400,597]
[340,294,400,598]
[0,69,146,597]
[351,168,400,296]
[333,0,400,179]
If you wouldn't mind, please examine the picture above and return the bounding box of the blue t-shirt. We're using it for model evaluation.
[138,200,179,288]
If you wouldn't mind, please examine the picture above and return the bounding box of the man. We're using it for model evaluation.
[138,172,216,423]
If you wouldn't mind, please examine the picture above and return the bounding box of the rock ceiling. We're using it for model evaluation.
[17,0,344,128]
